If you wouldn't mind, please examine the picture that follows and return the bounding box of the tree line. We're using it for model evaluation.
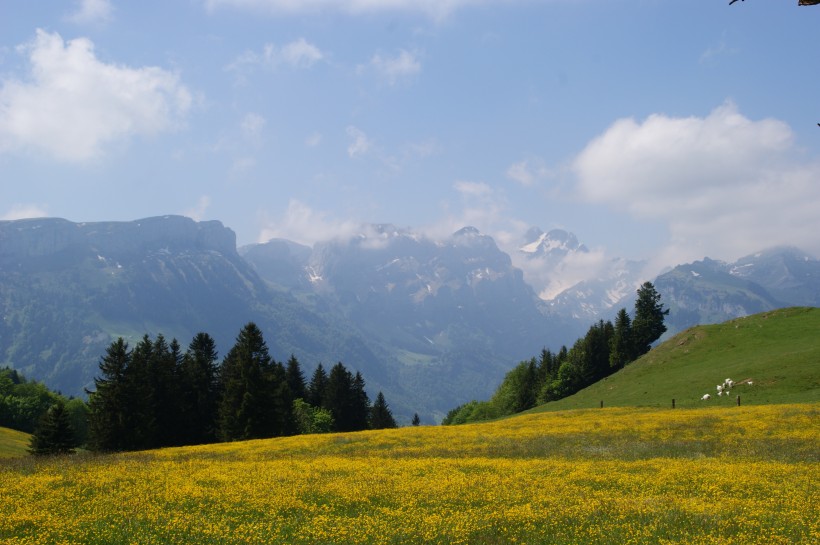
[443,282,669,424]
[81,322,397,452]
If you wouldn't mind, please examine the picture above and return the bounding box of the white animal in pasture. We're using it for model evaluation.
[701,394,711,401]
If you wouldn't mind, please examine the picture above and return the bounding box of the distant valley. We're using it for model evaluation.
[1,215,818,422]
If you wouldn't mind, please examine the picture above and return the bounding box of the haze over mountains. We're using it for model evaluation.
[2,215,818,422]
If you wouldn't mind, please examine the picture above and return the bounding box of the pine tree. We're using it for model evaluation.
[632,282,669,357]
[609,308,634,370]
[29,401,77,456]
[285,355,307,401]
[411,413,421,426]
[369,392,397,429]
[218,323,275,441]
[180,332,220,445]
[351,371,371,431]
[307,363,328,408]
[87,338,131,452]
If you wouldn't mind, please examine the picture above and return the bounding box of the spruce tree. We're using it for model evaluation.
[307,363,328,408]
[87,338,131,452]
[285,355,307,401]
[218,323,275,441]
[369,392,397,429]
[411,413,421,426]
[29,401,77,456]
[180,332,220,445]
[632,282,669,357]
[351,371,371,431]
[609,308,634,370]
[323,362,355,432]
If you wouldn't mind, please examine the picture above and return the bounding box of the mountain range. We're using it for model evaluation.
[1,215,818,422]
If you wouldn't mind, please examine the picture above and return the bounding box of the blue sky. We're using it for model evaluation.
[2,0,819,291]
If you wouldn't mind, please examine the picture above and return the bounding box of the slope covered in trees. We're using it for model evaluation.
[444,282,668,424]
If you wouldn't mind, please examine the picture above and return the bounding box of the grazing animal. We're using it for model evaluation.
[717,385,724,392]
[701,394,711,401]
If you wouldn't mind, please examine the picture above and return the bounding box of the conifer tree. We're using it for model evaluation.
[285,355,307,401]
[351,371,371,431]
[411,413,421,426]
[369,391,397,429]
[218,323,275,441]
[87,337,131,451]
[29,401,77,456]
[307,363,328,408]
[609,308,634,370]
[180,332,220,445]
[632,282,669,357]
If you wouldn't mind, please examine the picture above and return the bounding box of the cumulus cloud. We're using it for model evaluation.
[204,0,512,20]
[367,49,421,85]
[1,204,50,221]
[573,102,820,265]
[228,38,324,76]
[258,200,363,246]
[0,30,191,163]
[346,126,373,158]
[67,0,113,24]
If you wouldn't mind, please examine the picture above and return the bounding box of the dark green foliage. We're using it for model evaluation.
[632,281,669,357]
[369,391,397,429]
[179,332,220,445]
[411,413,421,426]
[28,401,77,456]
[609,308,634,370]
[85,323,390,450]
[292,398,334,434]
[0,367,64,434]
[307,363,328,407]
[285,355,307,401]
[218,323,275,441]
[87,338,131,451]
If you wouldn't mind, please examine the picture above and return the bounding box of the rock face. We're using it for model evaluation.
[0,216,237,261]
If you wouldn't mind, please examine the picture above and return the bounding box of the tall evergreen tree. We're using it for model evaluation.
[307,363,328,408]
[369,392,397,429]
[180,332,220,445]
[351,371,371,431]
[609,308,634,370]
[285,355,307,401]
[87,338,131,452]
[29,401,77,456]
[632,282,669,357]
[411,413,421,426]
[218,323,276,441]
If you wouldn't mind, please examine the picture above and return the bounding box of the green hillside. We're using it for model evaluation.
[0,427,30,458]
[534,307,820,412]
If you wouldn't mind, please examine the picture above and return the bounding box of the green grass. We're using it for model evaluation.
[0,427,30,458]
[534,306,820,412]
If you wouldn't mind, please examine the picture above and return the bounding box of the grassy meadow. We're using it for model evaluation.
[0,427,29,459]
[1,403,818,544]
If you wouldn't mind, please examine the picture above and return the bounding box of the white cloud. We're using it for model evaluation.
[506,158,549,186]
[0,30,191,163]
[346,126,373,158]
[1,204,50,221]
[205,0,511,20]
[183,196,211,221]
[368,49,421,85]
[280,38,324,67]
[258,200,363,246]
[453,180,492,197]
[67,0,113,24]
[573,102,820,265]
[228,38,324,76]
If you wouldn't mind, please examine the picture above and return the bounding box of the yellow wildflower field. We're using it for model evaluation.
[1,404,817,544]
